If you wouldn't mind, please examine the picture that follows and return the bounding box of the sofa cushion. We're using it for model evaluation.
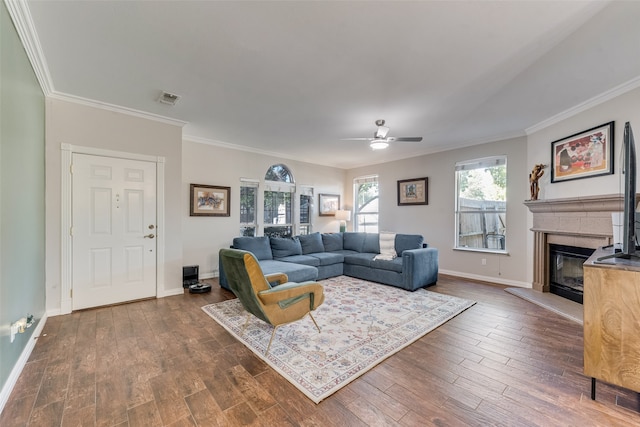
[371,257,403,273]
[276,254,320,267]
[233,236,273,260]
[343,232,366,252]
[298,232,325,255]
[343,252,376,267]
[270,237,303,258]
[322,233,343,251]
[308,252,344,266]
[258,260,318,283]
[395,234,424,256]
[362,233,380,253]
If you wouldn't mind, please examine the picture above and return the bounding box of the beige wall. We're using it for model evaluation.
[45,98,184,313]
[181,141,346,276]
[346,136,529,287]
[43,85,640,303]
[526,86,640,282]
[527,87,640,199]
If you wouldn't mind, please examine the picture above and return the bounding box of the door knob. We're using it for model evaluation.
[144,234,155,239]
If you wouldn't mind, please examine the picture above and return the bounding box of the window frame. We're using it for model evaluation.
[239,179,259,237]
[353,175,379,233]
[262,164,296,238]
[298,185,313,235]
[454,156,507,254]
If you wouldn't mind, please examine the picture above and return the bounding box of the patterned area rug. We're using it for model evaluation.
[201,276,475,403]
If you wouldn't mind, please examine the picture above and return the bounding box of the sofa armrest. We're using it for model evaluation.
[402,248,439,290]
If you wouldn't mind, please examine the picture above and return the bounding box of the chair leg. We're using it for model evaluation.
[265,325,279,356]
[309,312,321,333]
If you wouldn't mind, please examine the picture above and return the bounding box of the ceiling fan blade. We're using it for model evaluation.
[341,137,374,141]
[387,137,423,142]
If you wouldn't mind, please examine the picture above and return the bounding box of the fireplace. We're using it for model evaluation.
[524,194,627,296]
[548,244,595,304]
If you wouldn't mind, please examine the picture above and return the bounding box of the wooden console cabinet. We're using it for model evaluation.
[583,248,640,399]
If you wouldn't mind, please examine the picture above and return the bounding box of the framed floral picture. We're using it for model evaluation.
[318,194,340,216]
[397,177,428,205]
[190,184,230,216]
[551,122,614,183]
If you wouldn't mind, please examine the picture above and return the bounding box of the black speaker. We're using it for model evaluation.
[183,265,199,288]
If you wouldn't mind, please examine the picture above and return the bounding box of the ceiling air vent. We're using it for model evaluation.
[157,91,181,106]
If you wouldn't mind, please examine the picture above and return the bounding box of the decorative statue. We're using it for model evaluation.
[529,164,546,201]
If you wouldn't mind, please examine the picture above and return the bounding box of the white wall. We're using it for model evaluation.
[346,136,529,287]
[181,140,346,277]
[45,98,184,313]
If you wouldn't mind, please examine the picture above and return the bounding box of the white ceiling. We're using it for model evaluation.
[20,1,640,169]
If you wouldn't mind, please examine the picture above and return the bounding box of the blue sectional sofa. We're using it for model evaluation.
[218,232,438,291]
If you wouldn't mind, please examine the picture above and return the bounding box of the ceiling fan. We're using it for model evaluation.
[342,119,423,150]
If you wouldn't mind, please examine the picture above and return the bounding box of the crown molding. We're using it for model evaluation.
[183,134,341,169]
[526,75,640,135]
[50,92,187,128]
[4,0,54,95]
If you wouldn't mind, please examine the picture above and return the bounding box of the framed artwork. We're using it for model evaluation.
[318,194,340,216]
[551,121,614,183]
[397,177,428,206]
[190,184,230,216]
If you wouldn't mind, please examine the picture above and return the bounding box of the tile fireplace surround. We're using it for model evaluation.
[524,194,633,293]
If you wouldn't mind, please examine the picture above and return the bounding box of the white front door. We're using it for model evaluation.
[72,153,157,310]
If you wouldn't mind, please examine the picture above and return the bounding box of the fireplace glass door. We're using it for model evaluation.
[549,244,595,304]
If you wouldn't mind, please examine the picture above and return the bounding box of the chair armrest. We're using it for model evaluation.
[258,282,324,309]
[264,273,288,286]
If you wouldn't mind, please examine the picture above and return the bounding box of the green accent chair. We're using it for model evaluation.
[219,248,325,355]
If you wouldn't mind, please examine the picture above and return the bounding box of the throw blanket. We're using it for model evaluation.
[374,232,397,261]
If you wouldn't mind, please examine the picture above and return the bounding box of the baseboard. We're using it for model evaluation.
[0,313,48,414]
[200,271,218,279]
[159,287,185,298]
[438,269,531,288]
[46,308,61,317]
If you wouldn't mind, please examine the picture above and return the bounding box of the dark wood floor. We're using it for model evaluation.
[2,275,639,426]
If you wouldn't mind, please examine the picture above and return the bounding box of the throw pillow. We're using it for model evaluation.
[270,237,303,258]
[298,232,325,254]
[395,234,424,256]
[232,236,273,260]
[322,233,343,251]
[362,233,380,253]
[343,232,366,252]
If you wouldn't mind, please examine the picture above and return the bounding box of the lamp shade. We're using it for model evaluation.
[335,210,351,221]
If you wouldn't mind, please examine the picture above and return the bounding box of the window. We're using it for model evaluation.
[264,164,295,238]
[264,164,293,183]
[354,175,379,233]
[239,179,259,236]
[455,156,507,252]
[298,186,313,235]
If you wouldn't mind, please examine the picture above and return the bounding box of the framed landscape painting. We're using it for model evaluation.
[551,122,614,183]
[190,184,230,216]
[397,177,428,205]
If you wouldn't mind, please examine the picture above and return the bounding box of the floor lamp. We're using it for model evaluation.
[335,210,351,233]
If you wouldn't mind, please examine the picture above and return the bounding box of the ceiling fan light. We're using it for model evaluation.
[370,140,389,150]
